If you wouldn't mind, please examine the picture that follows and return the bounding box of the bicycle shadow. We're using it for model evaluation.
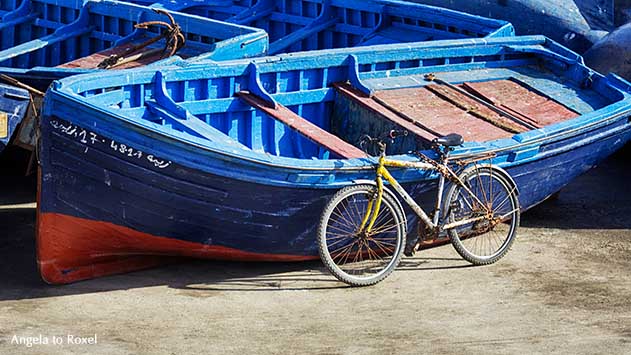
[396,256,472,272]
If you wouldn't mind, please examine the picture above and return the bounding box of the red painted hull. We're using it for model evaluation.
[36,212,318,284]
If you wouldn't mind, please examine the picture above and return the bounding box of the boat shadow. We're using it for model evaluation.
[0,225,474,299]
[0,147,37,205]
[521,145,631,230]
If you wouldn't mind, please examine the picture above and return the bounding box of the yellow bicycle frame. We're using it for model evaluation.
[358,154,492,235]
[359,154,436,233]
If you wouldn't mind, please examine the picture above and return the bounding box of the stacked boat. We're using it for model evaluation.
[0,0,629,284]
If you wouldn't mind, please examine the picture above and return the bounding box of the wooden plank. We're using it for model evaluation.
[268,17,339,54]
[0,25,93,62]
[145,100,249,150]
[237,91,366,159]
[0,12,38,31]
[333,82,438,142]
[58,43,165,70]
[423,84,527,133]
[461,79,578,127]
[372,85,521,142]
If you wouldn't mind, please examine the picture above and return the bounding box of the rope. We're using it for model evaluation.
[98,9,186,69]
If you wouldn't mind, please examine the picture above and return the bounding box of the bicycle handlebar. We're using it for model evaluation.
[359,130,409,155]
[388,129,408,139]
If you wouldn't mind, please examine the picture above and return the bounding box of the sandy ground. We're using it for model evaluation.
[0,146,630,354]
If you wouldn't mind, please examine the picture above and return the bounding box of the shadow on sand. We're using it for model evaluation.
[521,145,631,230]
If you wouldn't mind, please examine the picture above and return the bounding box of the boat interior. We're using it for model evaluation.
[67,39,622,161]
[161,0,512,55]
[0,0,262,72]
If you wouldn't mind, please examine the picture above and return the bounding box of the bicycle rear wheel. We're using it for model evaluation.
[317,184,406,286]
[445,166,520,265]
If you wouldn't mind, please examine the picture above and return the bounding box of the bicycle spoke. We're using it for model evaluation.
[331,207,358,231]
[326,222,358,235]
[369,238,395,257]
[499,208,520,221]
[446,168,519,265]
[330,240,358,258]
[492,185,519,212]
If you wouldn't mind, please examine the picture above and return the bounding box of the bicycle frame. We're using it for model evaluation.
[359,153,491,235]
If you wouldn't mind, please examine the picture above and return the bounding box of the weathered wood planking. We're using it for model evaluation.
[237,91,366,159]
[58,44,168,70]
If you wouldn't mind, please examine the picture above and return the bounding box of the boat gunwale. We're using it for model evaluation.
[152,0,515,37]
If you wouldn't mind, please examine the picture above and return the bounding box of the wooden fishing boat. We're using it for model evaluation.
[149,0,515,55]
[38,36,631,284]
[0,0,267,150]
[0,0,514,152]
[0,0,267,88]
[0,82,30,153]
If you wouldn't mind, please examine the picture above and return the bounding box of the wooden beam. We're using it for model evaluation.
[237,91,366,159]
[333,82,437,143]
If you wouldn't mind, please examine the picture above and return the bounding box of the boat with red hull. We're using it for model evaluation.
[39,36,631,284]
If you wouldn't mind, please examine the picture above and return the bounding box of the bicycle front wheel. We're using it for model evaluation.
[445,166,520,265]
[317,184,406,286]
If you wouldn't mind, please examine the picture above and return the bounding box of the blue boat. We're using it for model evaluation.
[411,0,614,53]
[0,0,268,90]
[148,0,515,56]
[0,0,267,88]
[0,82,30,153]
[38,36,631,284]
[0,0,267,150]
[0,0,514,154]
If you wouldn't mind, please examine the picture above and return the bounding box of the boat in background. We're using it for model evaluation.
[0,0,515,156]
[0,82,30,153]
[410,0,618,53]
[0,0,267,89]
[0,0,267,151]
[148,0,515,56]
[584,22,631,81]
[38,36,631,284]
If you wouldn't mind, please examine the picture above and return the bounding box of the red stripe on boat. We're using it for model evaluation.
[36,211,317,285]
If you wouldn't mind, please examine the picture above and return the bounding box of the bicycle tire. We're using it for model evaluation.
[444,166,520,265]
[317,184,406,286]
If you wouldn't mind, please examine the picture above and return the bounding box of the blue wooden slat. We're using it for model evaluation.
[269,17,338,54]
[151,71,250,149]
[0,15,93,63]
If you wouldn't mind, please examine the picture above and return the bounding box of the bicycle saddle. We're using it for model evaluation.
[434,133,464,147]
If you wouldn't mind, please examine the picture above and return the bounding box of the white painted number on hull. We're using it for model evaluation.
[50,120,172,169]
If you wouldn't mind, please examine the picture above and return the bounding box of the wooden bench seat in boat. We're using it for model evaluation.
[58,44,167,70]
[333,82,439,142]
[334,78,578,144]
[237,91,367,159]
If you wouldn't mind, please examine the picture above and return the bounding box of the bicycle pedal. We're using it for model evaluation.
[404,241,421,257]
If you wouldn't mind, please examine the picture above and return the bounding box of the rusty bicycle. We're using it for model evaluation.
[317,131,520,286]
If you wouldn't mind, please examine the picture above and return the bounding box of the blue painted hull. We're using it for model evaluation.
[38,36,631,283]
[411,0,611,53]
[0,83,30,152]
[40,107,631,251]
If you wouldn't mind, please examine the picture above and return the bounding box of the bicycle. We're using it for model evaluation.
[317,130,520,286]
